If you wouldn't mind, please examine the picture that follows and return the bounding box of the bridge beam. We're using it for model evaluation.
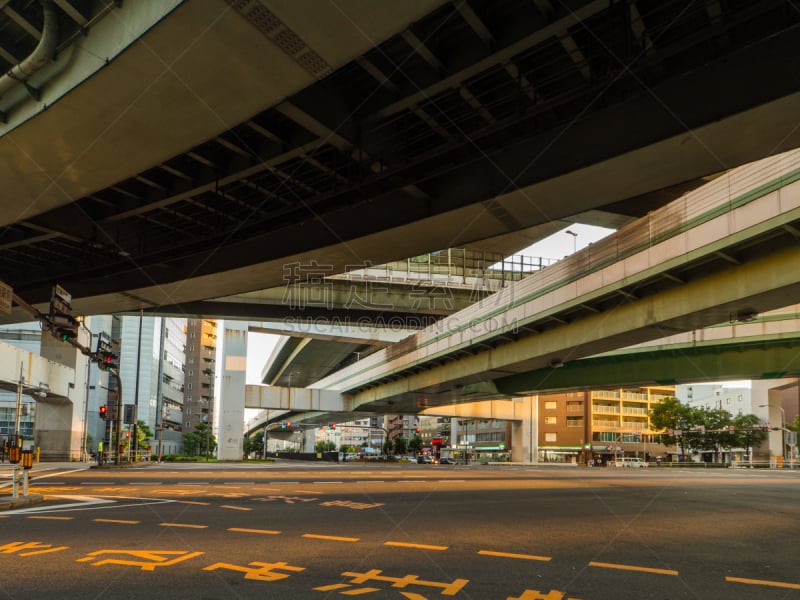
[245,385,349,413]
[496,337,800,394]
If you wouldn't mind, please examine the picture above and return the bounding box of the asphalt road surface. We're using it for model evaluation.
[1,461,798,600]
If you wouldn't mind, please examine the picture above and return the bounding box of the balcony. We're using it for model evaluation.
[622,421,648,430]
[592,420,619,429]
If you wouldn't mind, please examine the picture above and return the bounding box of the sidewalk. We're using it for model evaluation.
[0,460,92,511]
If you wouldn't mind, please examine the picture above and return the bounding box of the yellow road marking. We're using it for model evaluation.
[94,518,139,525]
[228,527,281,535]
[221,505,251,511]
[726,576,800,590]
[177,500,209,505]
[589,561,678,576]
[27,516,73,520]
[478,549,551,562]
[159,523,207,529]
[303,533,360,542]
[385,541,448,551]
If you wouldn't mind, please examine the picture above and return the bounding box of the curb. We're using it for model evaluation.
[0,493,44,511]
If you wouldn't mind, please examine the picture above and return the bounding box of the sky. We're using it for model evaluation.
[242,223,616,384]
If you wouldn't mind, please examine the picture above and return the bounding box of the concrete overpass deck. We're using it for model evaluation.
[2,0,799,324]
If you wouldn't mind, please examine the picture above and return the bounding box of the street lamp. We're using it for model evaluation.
[565,230,578,253]
[287,371,301,387]
[758,404,786,460]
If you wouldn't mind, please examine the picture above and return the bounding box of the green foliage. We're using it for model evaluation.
[243,434,264,456]
[393,436,408,456]
[182,421,217,457]
[408,434,423,455]
[650,397,768,460]
[136,420,153,450]
[315,440,336,452]
[382,439,393,455]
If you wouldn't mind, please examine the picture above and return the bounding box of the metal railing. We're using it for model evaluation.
[333,248,557,289]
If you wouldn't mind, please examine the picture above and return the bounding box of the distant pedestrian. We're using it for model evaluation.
[97,441,104,466]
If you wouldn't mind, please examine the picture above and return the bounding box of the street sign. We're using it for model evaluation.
[0,280,12,315]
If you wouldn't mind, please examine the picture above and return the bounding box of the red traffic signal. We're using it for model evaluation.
[99,405,107,419]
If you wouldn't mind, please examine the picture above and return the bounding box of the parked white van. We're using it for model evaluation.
[613,457,647,468]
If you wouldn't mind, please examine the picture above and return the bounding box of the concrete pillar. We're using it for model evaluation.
[752,378,797,461]
[509,395,537,464]
[36,329,89,460]
[218,321,248,460]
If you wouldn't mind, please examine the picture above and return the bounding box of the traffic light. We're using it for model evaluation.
[96,333,120,372]
[99,405,107,420]
[49,284,79,341]
[280,421,286,429]
[330,423,336,430]
[286,421,292,428]
[764,424,773,432]
[415,427,421,434]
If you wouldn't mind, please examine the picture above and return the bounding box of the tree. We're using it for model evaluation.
[136,420,153,452]
[243,434,263,458]
[649,397,694,460]
[315,440,336,452]
[382,438,393,456]
[393,436,408,456]
[408,434,423,456]
[731,413,767,463]
[182,421,217,459]
[651,399,769,464]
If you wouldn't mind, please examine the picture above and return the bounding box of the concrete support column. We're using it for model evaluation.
[509,395,537,464]
[218,321,248,461]
[37,330,88,460]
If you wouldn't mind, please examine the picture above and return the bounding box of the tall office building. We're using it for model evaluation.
[118,315,186,456]
[183,319,217,432]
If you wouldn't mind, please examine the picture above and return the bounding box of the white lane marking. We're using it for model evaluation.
[5,495,176,515]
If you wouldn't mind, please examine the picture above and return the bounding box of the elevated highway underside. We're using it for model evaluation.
[2,0,799,324]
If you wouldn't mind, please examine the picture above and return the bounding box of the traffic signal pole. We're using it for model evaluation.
[11,285,125,463]
[110,369,123,465]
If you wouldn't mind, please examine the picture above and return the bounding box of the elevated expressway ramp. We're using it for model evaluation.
[235,150,800,444]
[2,0,800,324]
[302,150,800,413]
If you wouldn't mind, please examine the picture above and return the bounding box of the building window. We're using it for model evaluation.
[566,417,583,428]
[544,416,557,425]
[544,401,557,410]
[545,433,557,442]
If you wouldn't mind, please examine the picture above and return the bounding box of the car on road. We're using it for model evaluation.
[417,455,432,464]
[613,457,647,468]
[439,457,455,464]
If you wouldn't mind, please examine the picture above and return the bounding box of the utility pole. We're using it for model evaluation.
[14,362,23,448]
